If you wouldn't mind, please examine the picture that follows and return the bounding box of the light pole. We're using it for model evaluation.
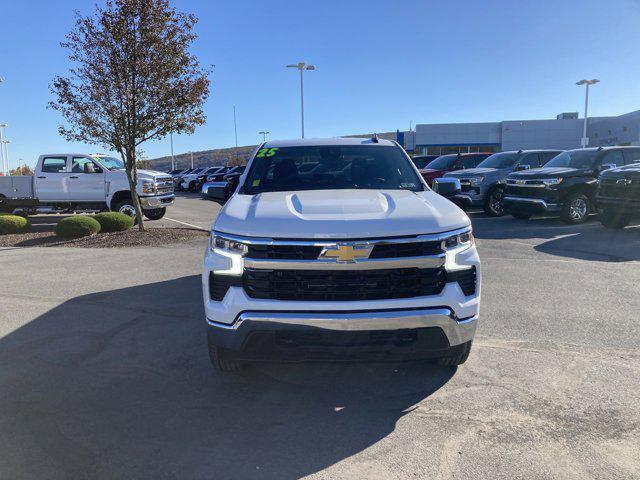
[190,151,194,168]
[0,124,7,176]
[1,140,11,175]
[170,132,175,170]
[258,131,270,142]
[286,62,316,138]
[576,79,599,148]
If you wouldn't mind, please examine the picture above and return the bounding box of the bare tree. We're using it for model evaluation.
[50,0,210,230]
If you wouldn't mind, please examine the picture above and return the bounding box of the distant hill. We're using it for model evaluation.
[148,132,397,171]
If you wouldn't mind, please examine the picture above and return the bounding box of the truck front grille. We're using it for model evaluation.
[598,178,640,200]
[504,185,550,200]
[243,267,446,301]
[246,240,442,260]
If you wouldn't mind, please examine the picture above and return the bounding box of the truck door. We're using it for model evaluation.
[68,156,106,202]
[36,156,72,202]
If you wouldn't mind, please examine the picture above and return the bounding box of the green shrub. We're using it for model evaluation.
[55,216,101,239]
[93,212,134,233]
[0,215,30,234]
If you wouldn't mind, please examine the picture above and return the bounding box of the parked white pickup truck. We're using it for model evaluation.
[202,137,480,372]
[0,154,174,219]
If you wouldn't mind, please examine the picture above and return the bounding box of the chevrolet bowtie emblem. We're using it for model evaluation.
[319,244,373,263]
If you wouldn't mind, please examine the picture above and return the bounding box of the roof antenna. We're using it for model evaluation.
[372,133,379,143]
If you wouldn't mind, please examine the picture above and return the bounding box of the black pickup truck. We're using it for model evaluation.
[596,163,640,228]
[503,146,640,224]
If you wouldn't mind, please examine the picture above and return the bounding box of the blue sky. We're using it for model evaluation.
[1,0,640,167]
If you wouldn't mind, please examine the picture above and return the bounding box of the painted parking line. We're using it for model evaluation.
[162,217,209,231]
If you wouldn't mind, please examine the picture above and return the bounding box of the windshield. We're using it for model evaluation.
[96,156,125,171]
[243,145,423,194]
[425,155,457,170]
[544,150,598,169]
[477,152,519,169]
[411,156,435,169]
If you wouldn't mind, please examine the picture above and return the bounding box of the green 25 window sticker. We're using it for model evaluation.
[256,147,279,158]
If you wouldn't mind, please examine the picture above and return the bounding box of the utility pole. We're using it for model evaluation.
[190,151,194,168]
[576,79,600,148]
[286,62,316,138]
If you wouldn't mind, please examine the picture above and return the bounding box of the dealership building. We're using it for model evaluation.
[397,109,640,155]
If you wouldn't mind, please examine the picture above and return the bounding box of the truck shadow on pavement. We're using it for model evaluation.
[470,213,640,262]
[0,275,455,480]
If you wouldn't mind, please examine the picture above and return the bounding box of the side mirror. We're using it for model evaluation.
[84,162,96,174]
[600,163,617,172]
[514,164,530,172]
[204,181,231,205]
[432,178,461,198]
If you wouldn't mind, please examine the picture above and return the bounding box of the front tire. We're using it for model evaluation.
[561,193,590,224]
[208,344,243,373]
[600,208,631,229]
[484,187,505,217]
[143,207,166,221]
[511,211,532,220]
[435,341,472,367]
[114,199,139,224]
[188,181,197,192]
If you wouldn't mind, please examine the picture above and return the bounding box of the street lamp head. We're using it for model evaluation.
[576,79,600,86]
[305,65,316,71]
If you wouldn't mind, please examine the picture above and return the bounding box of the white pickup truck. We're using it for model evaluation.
[0,154,174,219]
[202,137,480,372]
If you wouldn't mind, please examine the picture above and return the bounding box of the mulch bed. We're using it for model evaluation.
[0,227,209,248]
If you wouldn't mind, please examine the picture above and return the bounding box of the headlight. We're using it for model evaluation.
[542,178,563,186]
[442,227,474,251]
[468,176,484,186]
[141,180,155,194]
[210,234,248,256]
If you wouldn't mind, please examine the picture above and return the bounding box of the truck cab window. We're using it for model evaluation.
[72,157,101,173]
[41,157,68,173]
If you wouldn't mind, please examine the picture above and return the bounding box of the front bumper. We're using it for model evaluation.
[596,195,640,215]
[140,193,175,209]
[207,309,477,361]
[503,196,560,213]
[202,240,480,359]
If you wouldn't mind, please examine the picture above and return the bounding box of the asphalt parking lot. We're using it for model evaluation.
[1,194,639,479]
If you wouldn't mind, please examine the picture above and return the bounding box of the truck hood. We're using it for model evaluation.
[600,164,640,181]
[113,169,172,182]
[420,168,445,177]
[508,167,589,179]
[444,167,502,178]
[214,189,470,239]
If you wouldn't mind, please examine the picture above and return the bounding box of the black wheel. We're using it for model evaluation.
[188,181,197,192]
[114,199,139,224]
[511,211,532,220]
[600,208,631,229]
[560,193,590,224]
[0,195,12,214]
[435,341,472,367]
[483,187,505,216]
[208,344,243,373]
[143,207,166,221]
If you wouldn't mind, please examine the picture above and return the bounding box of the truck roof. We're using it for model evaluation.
[262,137,397,148]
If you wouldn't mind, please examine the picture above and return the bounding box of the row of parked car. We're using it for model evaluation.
[413,146,640,228]
[167,165,246,192]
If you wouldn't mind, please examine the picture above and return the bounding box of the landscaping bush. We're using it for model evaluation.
[55,216,101,239]
[0,214,30,234]
[93,212,135,233]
